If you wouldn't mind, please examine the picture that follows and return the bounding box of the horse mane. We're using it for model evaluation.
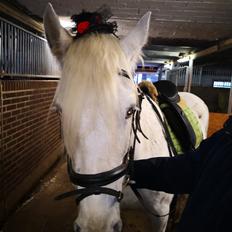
[54,33,132,155]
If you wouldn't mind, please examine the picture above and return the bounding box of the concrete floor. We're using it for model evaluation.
[3,158,153,232]
[2,113,223,232]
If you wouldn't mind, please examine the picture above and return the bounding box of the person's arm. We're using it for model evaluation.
[131,152,199,194]
[130,133,218,194]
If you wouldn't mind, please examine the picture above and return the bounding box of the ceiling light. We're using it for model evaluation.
[59,17,75,28]
[177,54,196,63]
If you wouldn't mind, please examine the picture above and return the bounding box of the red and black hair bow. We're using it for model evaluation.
[71,6,117,38]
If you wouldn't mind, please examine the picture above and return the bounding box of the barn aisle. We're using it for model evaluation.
[3,158,152,232]
[3,159,76,232]
[1,0,232,231]
[3,113,228,232]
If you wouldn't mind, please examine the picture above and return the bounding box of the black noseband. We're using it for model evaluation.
[55,152,131,204]
[67,157,129,187]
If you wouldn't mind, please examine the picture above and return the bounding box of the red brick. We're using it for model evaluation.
[6,105,17,111]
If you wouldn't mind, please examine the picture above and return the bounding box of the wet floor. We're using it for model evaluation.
[3,158,152,232]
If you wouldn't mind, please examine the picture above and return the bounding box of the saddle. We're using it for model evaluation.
[139,80,197,154]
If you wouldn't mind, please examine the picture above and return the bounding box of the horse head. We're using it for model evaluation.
[44,4,151,232]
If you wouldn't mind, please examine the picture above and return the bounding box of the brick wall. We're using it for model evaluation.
[0,80,3,223]
[0,9,63,225]
[0,79,64,224]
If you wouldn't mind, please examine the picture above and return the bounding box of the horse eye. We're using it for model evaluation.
[125,107,135,119]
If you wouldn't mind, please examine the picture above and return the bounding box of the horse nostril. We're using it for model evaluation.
[74,223,81,232]
[113,221,122,232]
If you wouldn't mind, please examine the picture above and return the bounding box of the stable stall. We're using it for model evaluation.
[1,0,232,231]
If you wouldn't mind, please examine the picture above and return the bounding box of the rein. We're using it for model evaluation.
[129,93,177,218]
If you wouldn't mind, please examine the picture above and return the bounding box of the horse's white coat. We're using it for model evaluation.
[179,92,209,138]
[44,4,209,232]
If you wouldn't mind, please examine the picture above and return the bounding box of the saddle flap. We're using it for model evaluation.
[158,95,196,153]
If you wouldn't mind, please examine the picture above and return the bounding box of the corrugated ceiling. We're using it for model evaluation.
[7,0,232,64]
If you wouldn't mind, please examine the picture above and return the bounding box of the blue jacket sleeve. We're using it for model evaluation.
[131,133,219,194]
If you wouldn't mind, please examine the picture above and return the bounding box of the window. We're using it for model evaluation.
[213,81,232,89]
[134,72,158,84]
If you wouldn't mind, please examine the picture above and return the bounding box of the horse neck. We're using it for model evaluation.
[134,98,170,160]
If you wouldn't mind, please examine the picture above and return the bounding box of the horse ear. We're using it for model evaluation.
[43,3,72,62]
[120,12,151,68]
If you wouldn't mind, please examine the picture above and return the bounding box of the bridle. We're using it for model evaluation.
[55,69,147,204]
[55,69,176,218]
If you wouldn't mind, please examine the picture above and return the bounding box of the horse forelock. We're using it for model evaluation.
[54,33,133,155]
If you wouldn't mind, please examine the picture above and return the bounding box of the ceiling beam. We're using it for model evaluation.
[178,37,232,63]
[145,45,194,53]
[195,38,232,59]
[144,54,179,60]
[0,2,43,33]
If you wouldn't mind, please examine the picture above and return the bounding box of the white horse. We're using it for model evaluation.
[44,4,209,232]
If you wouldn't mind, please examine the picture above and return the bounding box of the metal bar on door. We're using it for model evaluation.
[183,67,188,92]
[228,76,232,114]
[187,59,193,92]
[0,20,3,73]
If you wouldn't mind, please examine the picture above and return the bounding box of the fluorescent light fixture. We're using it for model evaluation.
[177,53,196,63]
[177,55,191,63]
[59,17,75,28]
[144,59,166,64]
